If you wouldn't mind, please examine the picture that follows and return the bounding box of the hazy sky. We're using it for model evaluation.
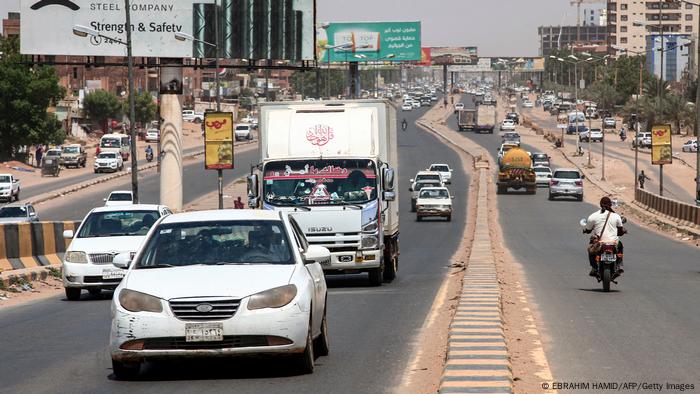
[318,0,584,57]
[2,0,592,57]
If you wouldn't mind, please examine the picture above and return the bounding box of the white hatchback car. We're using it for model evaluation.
[109,210,330,379]
[402,103,413,111]
[428,163,453,184]
[500,119,516,131]
[104,190,134,206]
[62,204,171,300]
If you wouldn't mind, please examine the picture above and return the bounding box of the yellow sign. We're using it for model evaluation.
[204,112,234,170]
[651,124,672,165]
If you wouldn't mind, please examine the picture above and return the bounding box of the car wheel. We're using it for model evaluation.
[548,193,554,201]
[88,288,101,297]
[416,215,422,222]
[410,200,416,212]
[577,195,583,202]
[293,322,315,374]
[446,214,452,222]
[14,189,19,201]
[367,262,384,287]
[65,287,81,301]
[112,359,141,380]
[94,170,98,174]
[313,307,330,357]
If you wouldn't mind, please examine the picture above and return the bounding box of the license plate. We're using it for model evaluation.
[186,323,224,342]
[601,253,616,262]
[102,270,125,280]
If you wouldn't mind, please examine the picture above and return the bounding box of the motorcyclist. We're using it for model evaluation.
[619,127,626,141]
[583,197,626,277]
[145,145,153,160]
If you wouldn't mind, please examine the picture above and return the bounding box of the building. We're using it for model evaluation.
[2,12,19,39]
[583,7,607,26]
[645,34,691,82]
[538,25,608,57]
[608,0,698,55]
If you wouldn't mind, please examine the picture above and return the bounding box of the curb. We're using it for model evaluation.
[1,265,60,289]
[27,139,257,206]
[439,168,513,394]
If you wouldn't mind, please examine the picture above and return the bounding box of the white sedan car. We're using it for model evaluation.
[145,129,160,143]
[104,190,134,206]
[94,152,123,173]
[682,139,698,152]
[500,119,516,131]
[533,166,553,187]
[402,103,413,111]
[62,204,171,300]
[109,210,330,379]
[428,163,453,184]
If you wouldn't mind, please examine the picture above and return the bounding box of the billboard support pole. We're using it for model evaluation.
[443,65,448,106]
[214,0,223,210]
[125,0,139,204]
[349,61,359,99]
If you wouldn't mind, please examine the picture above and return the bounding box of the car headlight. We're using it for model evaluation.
[65,251,88,264]
[118,289,163,313]
[361,234,379,250]
[247,284,297,310]
[362,219,379,233]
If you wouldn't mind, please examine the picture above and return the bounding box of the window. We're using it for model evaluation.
[621,37,628,44]
[686,14,693,20]
[621,15,628,21]
[621,4,628,10]
[621,26,628,32]
[687,3,694,9]
[686,25,693,32]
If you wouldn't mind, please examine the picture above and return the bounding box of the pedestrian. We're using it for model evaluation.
[233,196,245,209]
[638,171,650,189]
[35,145,43,168]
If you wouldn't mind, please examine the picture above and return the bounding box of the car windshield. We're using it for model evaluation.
[431,165,449,172]
[0,175,11,183]
[236,125,249,130]
[554,171,580,179]
[263,159,377,207]
[415,181,441,191]
[0,207,26,218]
[416,174,441,182]
[101,137,121,148]
[63,147,80,154]
[420,189,449,199]
[135,220,293,268]
[98,153,117,159]
[77,210,160,238]
[109,193,132,201]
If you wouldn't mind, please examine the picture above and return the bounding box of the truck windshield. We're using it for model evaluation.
[63,147,80,154]
[101,138,121,148]
[0,176,11,183]
[263,159,377,207]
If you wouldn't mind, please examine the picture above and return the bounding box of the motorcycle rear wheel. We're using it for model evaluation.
[602,266,611,292]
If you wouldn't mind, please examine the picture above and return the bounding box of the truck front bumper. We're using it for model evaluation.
[322,250,381,272]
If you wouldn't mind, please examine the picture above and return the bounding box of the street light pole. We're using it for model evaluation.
[124,0,139,203]
[658,5,665,196]
[213,0,224,209]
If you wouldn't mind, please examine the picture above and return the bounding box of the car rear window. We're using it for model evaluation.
[534,167,550,173]
[553,171,580,179]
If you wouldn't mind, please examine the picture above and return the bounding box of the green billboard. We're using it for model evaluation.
[317,22,421,63]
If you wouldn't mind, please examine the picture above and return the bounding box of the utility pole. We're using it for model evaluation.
[125,0,139,203]
[214,0,223,209]
[658,3,665,196]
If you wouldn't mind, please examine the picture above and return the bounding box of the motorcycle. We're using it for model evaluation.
[580,216,627,292]
[146,151,154,163]
[619,130,627,142]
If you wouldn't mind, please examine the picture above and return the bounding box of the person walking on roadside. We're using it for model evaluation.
[638,170,650,189]
[35,145,44,168]
[233,196,245,209]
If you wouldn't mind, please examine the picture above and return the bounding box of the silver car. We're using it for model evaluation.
[533,166,552,187]
[0,203,38,223]
[548,168,584,201]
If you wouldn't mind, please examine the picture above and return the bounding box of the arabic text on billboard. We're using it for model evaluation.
[204,112,234,170]
[318,22,421,63]
[651,124,673,165]
[431,47,478,65]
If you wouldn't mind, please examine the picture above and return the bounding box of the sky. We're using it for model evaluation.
[2,0,596,57]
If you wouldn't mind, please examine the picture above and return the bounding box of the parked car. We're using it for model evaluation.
[681,139,698,152]
[108,210,330,378]
[60,144,87,168]
[182,110,204,123]
[145,129,160,143]
[603,117,616,129]
[235,124,253,141]
[402,103,413,111]
[0,203,38,223]
[0,173,21,202]
[428,163,453,184]
[416,187,453,221]
[548,168,584,201]
[44,149,62,165]
[94,152,124,173]
[632,132,652,148]
[62,204,172,301]
[579,128,603,142]
[500,119,516,131]
[531,152,550,167]
[104,190,134,206]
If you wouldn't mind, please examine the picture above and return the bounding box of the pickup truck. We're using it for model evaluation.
[0,174,21,202]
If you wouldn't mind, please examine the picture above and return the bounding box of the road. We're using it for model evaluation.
[451,95,700,384]
[0,103,472,393]
[22,146,205,201]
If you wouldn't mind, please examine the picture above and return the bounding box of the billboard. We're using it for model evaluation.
[20,0,316,61]
[491,57,545,72]
[417,47,432,66]
[431,47,478,65]
[21,0,195,57]
[193,0,315,61]
[651,124,673,165]
[204,112,234,170]
[447,58,493,73]
[318,22,421,63]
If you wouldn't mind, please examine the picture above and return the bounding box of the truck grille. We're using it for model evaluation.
[169,298,241,321]
[306,232,361,252]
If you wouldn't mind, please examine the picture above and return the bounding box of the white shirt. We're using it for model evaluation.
[586,210,623,244]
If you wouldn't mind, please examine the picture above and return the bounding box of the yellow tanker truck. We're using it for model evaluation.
[497,147,537,194]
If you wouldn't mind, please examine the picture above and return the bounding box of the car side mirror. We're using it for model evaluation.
[303,245,331,265]
[383,168,395,191]
[449,169,453,172]
[29,211,37,217]
[408,187,413,192]
[409,178,414,183]
[383,191,396,201]
[103,198,107,202]
[63,230,74,239]
[451,196,455,199]
[113,252,132,269]
[579,219,587,227]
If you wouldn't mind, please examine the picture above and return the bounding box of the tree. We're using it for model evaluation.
[290,69,348,98]
[663,93,694,134]
[123,91,157,125]
[0,36,65,160]
[83,90,122,132]
[583,81,620,112]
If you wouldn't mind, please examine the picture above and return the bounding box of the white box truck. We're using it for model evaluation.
[476,104,496,134]
[247,100,400,286]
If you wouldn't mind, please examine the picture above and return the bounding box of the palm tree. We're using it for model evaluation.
[663,93,694,135]
[643,77,669,98]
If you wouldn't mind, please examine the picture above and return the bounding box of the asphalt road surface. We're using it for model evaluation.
[0,102,472,393]
[451,95,700,384]
[22,146,204,200]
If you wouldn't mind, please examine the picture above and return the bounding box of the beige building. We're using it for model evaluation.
[608,0,697,55]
